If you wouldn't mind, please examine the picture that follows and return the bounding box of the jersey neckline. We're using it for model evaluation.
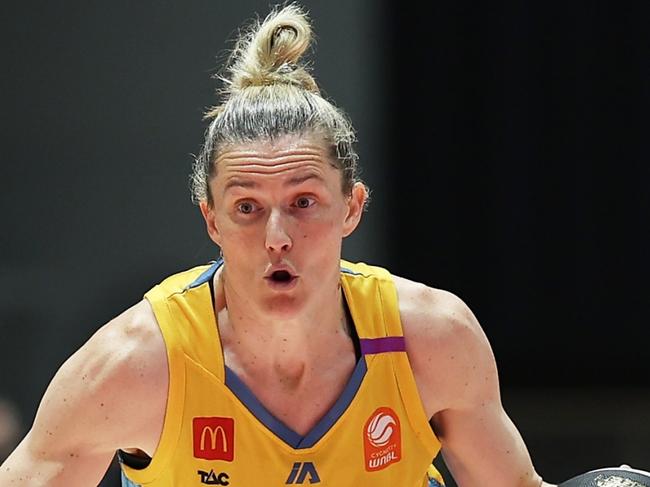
[188,258,370,450]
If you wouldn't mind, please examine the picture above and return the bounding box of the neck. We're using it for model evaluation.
[213,267,350,363]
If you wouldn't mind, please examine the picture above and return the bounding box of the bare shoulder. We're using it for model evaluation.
[29,299,168,456]
[393,274,485,354]
[393,275,499,418]
[0,300,168,485]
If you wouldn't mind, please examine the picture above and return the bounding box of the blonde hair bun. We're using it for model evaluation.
[225,3,318,93]
[192,3,364,206]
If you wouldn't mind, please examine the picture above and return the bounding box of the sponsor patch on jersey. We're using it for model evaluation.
[197,469,230,485]
[193,417,234,461]
[285,462,321,484]
[363,407,401,472]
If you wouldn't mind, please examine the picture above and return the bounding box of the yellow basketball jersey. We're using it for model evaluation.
[120,260,444,486]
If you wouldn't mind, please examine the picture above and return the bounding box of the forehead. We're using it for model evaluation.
[214,134,337,184]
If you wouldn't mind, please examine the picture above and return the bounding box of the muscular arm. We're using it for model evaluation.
[0,300,168,486]
[397,278,555,487]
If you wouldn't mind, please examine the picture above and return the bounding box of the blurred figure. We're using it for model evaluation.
[0,398,21,463]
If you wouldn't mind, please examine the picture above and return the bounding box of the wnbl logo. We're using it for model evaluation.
[363,407,402,472]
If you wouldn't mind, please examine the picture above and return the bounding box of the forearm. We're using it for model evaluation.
[436,405,553,487]
[0,457,111,487]
[0,436,113,487]
[1,441,64,486]
[1,460,62,486]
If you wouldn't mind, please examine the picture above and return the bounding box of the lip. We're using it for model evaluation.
[264,274,299,291]
[263,263,298,279]
[263,264,299,291]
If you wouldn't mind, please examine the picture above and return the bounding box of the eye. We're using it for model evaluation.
[294,196,315,209]
[237,201,258,214]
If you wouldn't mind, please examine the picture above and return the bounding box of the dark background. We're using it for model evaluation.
[1,1,647,485]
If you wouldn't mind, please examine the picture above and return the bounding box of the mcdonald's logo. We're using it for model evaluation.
[201,425,227,451]
[193,417,235,461]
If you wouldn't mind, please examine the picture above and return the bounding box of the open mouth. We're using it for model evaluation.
[270,270,293,283]
[265,268,298,289]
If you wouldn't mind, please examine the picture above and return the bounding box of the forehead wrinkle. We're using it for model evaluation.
[216,144,331,169]
[216,140,338,194]
[221,157,328,176]
[216,151,329,174]
[221,161,328,193]
[219,154,326,170]
[218,143,327,160]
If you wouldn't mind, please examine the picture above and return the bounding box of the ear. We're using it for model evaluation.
[342,182,367,237]
[199,200,222,246]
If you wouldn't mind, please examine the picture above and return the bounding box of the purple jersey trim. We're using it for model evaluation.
[360,336,406,355]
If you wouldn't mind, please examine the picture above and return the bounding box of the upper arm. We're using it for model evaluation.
[0,299,168,486]
[397,278,544,487]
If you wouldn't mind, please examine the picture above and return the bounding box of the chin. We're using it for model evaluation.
[261,295,306,318]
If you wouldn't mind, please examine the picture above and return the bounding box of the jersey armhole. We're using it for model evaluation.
[118,449,151,470]
[121,288,187,485]
[378,275,442,456]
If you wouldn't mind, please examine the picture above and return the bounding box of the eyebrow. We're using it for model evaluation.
[223,179,259,192]
[223,173,325,193]
[285,173,325,186]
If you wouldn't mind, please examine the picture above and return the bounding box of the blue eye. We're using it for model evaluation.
[295,197,314,209]
[237,201,256,214]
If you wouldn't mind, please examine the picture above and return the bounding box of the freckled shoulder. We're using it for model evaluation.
[394,275,495,417]
[394,274,477,354]
[28,300,169,459]
[89,299,169,453]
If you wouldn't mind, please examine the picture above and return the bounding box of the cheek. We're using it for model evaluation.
[297,220,345,266]
[213,213,255,251]
[296,212,341,241]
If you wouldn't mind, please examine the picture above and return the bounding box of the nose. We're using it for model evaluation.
[265,208,293,254]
